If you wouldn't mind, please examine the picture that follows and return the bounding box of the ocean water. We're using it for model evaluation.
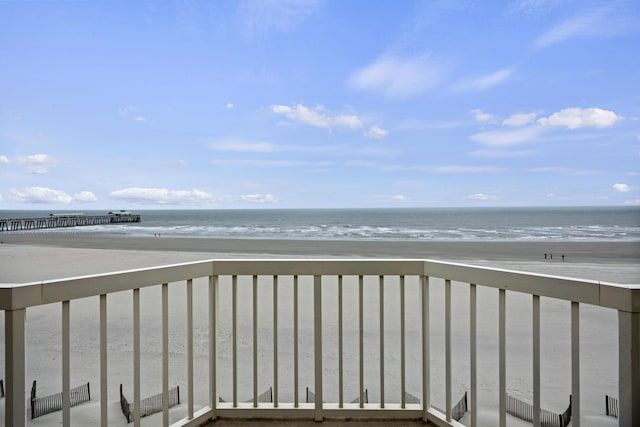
[2,206,639,241]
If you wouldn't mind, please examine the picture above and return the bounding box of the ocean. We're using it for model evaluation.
[2,206,639,241]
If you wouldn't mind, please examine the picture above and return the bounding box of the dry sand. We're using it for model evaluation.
[1,234,638,426]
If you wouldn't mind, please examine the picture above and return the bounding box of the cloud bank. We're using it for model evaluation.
[110,187,215,205]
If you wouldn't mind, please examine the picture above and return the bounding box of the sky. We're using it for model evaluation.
[1,0,639,210]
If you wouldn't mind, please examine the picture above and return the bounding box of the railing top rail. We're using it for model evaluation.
[1,258,638,312]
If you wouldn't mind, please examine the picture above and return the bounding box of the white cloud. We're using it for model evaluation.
[240,193,278,203]
[469,148,536,158]
[470,126,542,147]
[612,183,630,192]
[211,139,276,152]
[348,54,445,97]
[390,195,409,201]
[625,199,640,205]
[528,166,601,175]
[364,125,388,140]
[119,105,137,116]
[0,155,9,164]
[119,105,148,122]
[503,112,538,127]
[510,0,561,14]
[110,187,215,205]
[470,109,497,124]
[14,153,58,174]
[466,193,498,201]
[271,104,363,130]
[537,107,621,129]
[8,187,73,204]
[453,68,513,92]
[74,191,98,202]
[239,0,322,37]
[226,102,234,109]
[532,7,620,50]
[385,165,504,174]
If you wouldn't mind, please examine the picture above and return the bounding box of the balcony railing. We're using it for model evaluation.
[1,259,639,426]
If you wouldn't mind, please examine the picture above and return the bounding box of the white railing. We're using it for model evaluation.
[1,259,639,426]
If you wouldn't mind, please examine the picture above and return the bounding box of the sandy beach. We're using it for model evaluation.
[1,234,638,426]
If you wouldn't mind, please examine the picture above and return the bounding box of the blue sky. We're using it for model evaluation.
[1,0,639,209]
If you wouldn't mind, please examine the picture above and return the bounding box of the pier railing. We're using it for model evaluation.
[0,213,140,232]
[2,259,639,426]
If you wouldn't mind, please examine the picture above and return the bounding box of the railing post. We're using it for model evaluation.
[421,275,430,421]
[62,300,71,427]
[618,309,640,427]
[5,308,27,427]
[100,294,108,427]
[571,302,580,427]
[470,283,477,427]
[314,275,323,421]
[209,275,219,419]
[499,288,506,427]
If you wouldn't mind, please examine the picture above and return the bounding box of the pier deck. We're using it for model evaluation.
[0,213,140,232]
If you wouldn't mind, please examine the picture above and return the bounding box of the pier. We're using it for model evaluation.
[0,212,141,232]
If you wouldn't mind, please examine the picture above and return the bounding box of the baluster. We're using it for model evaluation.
[293,275,299,407]
[359,275,365,408]
[338,275,344,408]
[470,283,477,427]
[273,275,278,407]
[209,275,219,418]
[400,275,406,408]
[445,279,452,421]
[533,295,541,427]
[314,275,323,421]
[162,283,169,427]
[62,300,70,427]
[499,288,506,427]
[379,275,385,408]
[187,279,194,419]
[571,302,580,427]
[100,294,108,426]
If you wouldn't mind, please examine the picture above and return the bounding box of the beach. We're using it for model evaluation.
[1,234,638,426]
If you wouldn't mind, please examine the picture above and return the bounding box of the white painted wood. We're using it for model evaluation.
[422,275,431,421]
[133,288,141,427]
[187,279,194,419]
[572,301,580,427]
[400,275,406,408]
[379,275,385,409]
[499,288,506,427]
[273,275,279,408]
[1,258,639,427]
[470,284,477,427]
[359,275,365,409]
[314,275,323,421]
[253,275,258,408]
[338,275,344,408]
[618,310,640,427]
[5,308,26,427]
[293,275,299,408]
[232,275,238,407]
[100,294,108,427]
[162,283,169,427]
[209,275,219,419]
[62,300,70,427]
[445,279,451,422]
[533,295,541,427]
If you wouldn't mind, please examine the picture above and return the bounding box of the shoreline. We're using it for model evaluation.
[1,233,638,284]
[2,232,639,261]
